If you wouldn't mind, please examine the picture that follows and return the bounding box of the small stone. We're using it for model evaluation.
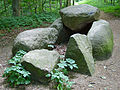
[100,76,106,80]
[104,66,107,69]
[47,45,54,50]
[88,84,94,88]
[90,82,95,84]
[104,87,107,90]
[112,69,116,72]
[84,75,88,78]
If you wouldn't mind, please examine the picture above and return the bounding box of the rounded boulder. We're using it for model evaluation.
[87,19,114,60]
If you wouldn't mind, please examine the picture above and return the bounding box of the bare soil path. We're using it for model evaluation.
[0,12,120,90]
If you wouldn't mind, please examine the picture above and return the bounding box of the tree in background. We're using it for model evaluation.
[12,0,20,16]
[0,0,75,17]
[0,0,120,34]
[1,0,120,17]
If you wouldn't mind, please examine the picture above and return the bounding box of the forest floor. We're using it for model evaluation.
[0,11,120,90]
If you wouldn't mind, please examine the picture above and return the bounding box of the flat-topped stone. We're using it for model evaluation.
[60,4,100,32]
[21,49,60,83]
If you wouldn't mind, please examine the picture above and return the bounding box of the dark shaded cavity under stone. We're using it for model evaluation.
[56,22,93,44]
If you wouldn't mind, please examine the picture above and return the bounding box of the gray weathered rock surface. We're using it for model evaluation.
[87,19,113,60]
[65,34,95,75]
[12,28,58,55]
[50,18,73,44]
[21,49,60,83]
[50,18,63,32]
[60,4,100,31]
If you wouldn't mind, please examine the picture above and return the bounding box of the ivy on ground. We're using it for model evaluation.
[3,50,31,87]
[46,58,78,90]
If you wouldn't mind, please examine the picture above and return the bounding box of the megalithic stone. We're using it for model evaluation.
[65,34,95,76]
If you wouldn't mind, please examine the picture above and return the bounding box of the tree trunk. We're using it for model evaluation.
[38,0,43,12]
[3,0,6,12]
[66,0,71,6]
[68,0,71,6]
[104,0,107,3]
[3,0,7,16]
[42,0,46,11]
[64,0,66,7]
[12,0,20,16]
[60,0,62,9]
[118,0,120,5]
[57,0,59,7]
[73,0,75,5]
[35,0,37,13]
[66,0,68,6]
[49,0,52,11]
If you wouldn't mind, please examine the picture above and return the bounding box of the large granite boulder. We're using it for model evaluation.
[49,18,73,44]
[21,49,60,83]
[60,4,100,32]
[12,28,58,55]
[65,34,95,75]
[87,19,113,60]
[50,18,63,32]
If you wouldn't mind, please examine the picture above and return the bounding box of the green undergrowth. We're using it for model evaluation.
[46,58,78,90]
[3,50,31,87]
[0,12,59,32]
[77,0,120,17]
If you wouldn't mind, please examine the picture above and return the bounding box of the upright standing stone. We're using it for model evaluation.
[87,19,113,60]
[65,34,95,75]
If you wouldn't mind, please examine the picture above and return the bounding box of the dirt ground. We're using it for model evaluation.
[0,12,120,90]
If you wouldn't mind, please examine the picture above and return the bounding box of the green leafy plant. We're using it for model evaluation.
[78,0,120,17]
[46,58,78,90]
[3,50,31,87]
[0,12,59,31]
[8,50,27,65]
